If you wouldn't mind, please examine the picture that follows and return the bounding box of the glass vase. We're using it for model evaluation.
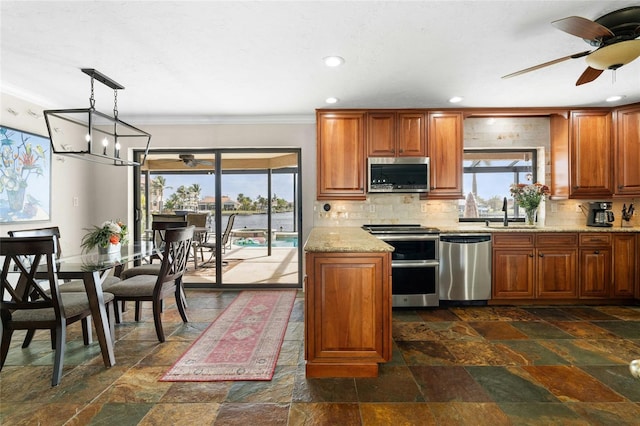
[525,207,538,225]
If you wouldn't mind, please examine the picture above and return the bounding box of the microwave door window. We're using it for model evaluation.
[371,164,426,186]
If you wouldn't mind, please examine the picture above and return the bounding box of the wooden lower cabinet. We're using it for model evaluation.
[492,233,579,300]
[611,233,637,299]
[493,231,638,303]
[535,233,578,299]
[304,252,392,377]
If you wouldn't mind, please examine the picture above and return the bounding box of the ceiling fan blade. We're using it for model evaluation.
[552,16,614,41]
[576,66,604,86]
[502,50,591,79]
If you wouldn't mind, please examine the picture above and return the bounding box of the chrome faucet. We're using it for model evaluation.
[502,197,508,226]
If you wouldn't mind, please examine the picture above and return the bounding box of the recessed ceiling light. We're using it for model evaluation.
[449,96,463,103]
[605,95,624,102]
[325,97,339,104]
[323,56,345,67]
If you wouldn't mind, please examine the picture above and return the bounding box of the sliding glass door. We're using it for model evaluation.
[134,149,301,288]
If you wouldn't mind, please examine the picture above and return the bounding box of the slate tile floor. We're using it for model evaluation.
[1,290,639,425]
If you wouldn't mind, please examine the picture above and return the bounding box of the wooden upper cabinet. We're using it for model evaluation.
[614,105,640,196]
[317,111,366,200]
[366,111,426,157]
[569,110,613,198]
[550,113,570,199]
[427,112,463,199]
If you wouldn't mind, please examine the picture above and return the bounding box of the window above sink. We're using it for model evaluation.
[459,148,540,223]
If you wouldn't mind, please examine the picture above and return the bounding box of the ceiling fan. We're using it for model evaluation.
[503,6,640,85]
[179,154,214,167]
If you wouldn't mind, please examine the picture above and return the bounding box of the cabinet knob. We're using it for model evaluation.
[594,250,600,254]
[539,253,545,257]
[618,185,624,190]
[528,254,534,258]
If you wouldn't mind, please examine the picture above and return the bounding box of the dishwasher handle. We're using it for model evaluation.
[440,234,491,244]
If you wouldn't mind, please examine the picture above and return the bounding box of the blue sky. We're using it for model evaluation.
[156,173,294,202]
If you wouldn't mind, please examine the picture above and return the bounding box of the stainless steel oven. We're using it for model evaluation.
[362,224,440,307]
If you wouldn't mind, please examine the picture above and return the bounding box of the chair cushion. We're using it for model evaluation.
[10,292,114,322]
[119,264,161,280]
[107,275,158,298]
[57,276,121,292]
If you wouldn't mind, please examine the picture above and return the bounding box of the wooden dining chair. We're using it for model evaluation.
[104,226,194,342]
[0,235,115,387]
[119,220,188,280]
[115,220,189,321]
[7,226,120,347]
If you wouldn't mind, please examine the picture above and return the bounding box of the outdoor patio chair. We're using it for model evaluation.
[104,226,194,342]
[186,212,210,268]
[192,213,236,268]
[0,235,115,386]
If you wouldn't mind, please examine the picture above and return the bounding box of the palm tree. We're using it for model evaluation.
[151,176,171,213]
[189,183,202,211]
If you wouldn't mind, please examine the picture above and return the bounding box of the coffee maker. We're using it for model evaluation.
[586,201,614,227]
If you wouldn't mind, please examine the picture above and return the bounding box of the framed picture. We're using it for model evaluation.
[0,125,51,223]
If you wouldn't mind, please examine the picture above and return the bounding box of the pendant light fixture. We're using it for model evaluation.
[44,68,151,166]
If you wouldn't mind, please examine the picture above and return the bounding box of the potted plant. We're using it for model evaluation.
[81,220,128,253]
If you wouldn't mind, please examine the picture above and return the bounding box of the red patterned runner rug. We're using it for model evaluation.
[161,290,297,381]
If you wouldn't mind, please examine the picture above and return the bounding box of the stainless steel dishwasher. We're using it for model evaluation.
[439,234,492,302]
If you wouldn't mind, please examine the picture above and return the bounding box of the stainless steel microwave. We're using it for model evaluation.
[368,157,430,193]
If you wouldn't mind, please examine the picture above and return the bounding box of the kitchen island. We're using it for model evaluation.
[303,227,393,378]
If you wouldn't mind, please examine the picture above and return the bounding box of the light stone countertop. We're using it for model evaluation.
[304,227,394,253]
[440,224,640,233]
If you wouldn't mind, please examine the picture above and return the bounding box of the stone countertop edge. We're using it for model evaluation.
[441,224,640,233]
[304,227,394,253]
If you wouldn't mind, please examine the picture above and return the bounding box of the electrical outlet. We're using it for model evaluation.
[575,203,582,213]
[369,204,375,213]
[73,196,79,207]
[550,203,558,213]
[421,203,428,213]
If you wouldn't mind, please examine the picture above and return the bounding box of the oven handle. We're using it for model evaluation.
[378,235,440,242]
[392,260,439,268]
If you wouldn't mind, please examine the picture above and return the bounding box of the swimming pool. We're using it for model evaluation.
[233,234,298,248]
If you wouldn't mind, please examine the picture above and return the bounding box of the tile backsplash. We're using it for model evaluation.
[313,196,640,228]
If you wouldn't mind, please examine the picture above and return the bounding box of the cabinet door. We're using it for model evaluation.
[427,112,463,199]
[367,112,396,157]
[611,233,637,298]
[570,111,613,198]
[614,106,640,196]
[492,248,535,299]
[317,111,366,200]
[579,247,611,298]
[397,112,426,157]
[307,254,390,363]
[536,248,578,298]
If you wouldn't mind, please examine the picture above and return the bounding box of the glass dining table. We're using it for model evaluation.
[34,242,157,368]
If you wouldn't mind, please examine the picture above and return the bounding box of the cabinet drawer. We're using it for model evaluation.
[580,233,612,246]
[535,233,578,247]
[492,233,534,247]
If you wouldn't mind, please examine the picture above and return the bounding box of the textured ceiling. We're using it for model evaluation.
[1,1,639,123]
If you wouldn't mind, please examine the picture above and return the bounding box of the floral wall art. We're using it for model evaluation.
[0,126,51,223]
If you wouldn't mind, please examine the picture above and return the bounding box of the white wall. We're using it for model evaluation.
[1,92,317,253]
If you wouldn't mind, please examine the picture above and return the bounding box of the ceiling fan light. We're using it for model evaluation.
[586,40,640,70]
